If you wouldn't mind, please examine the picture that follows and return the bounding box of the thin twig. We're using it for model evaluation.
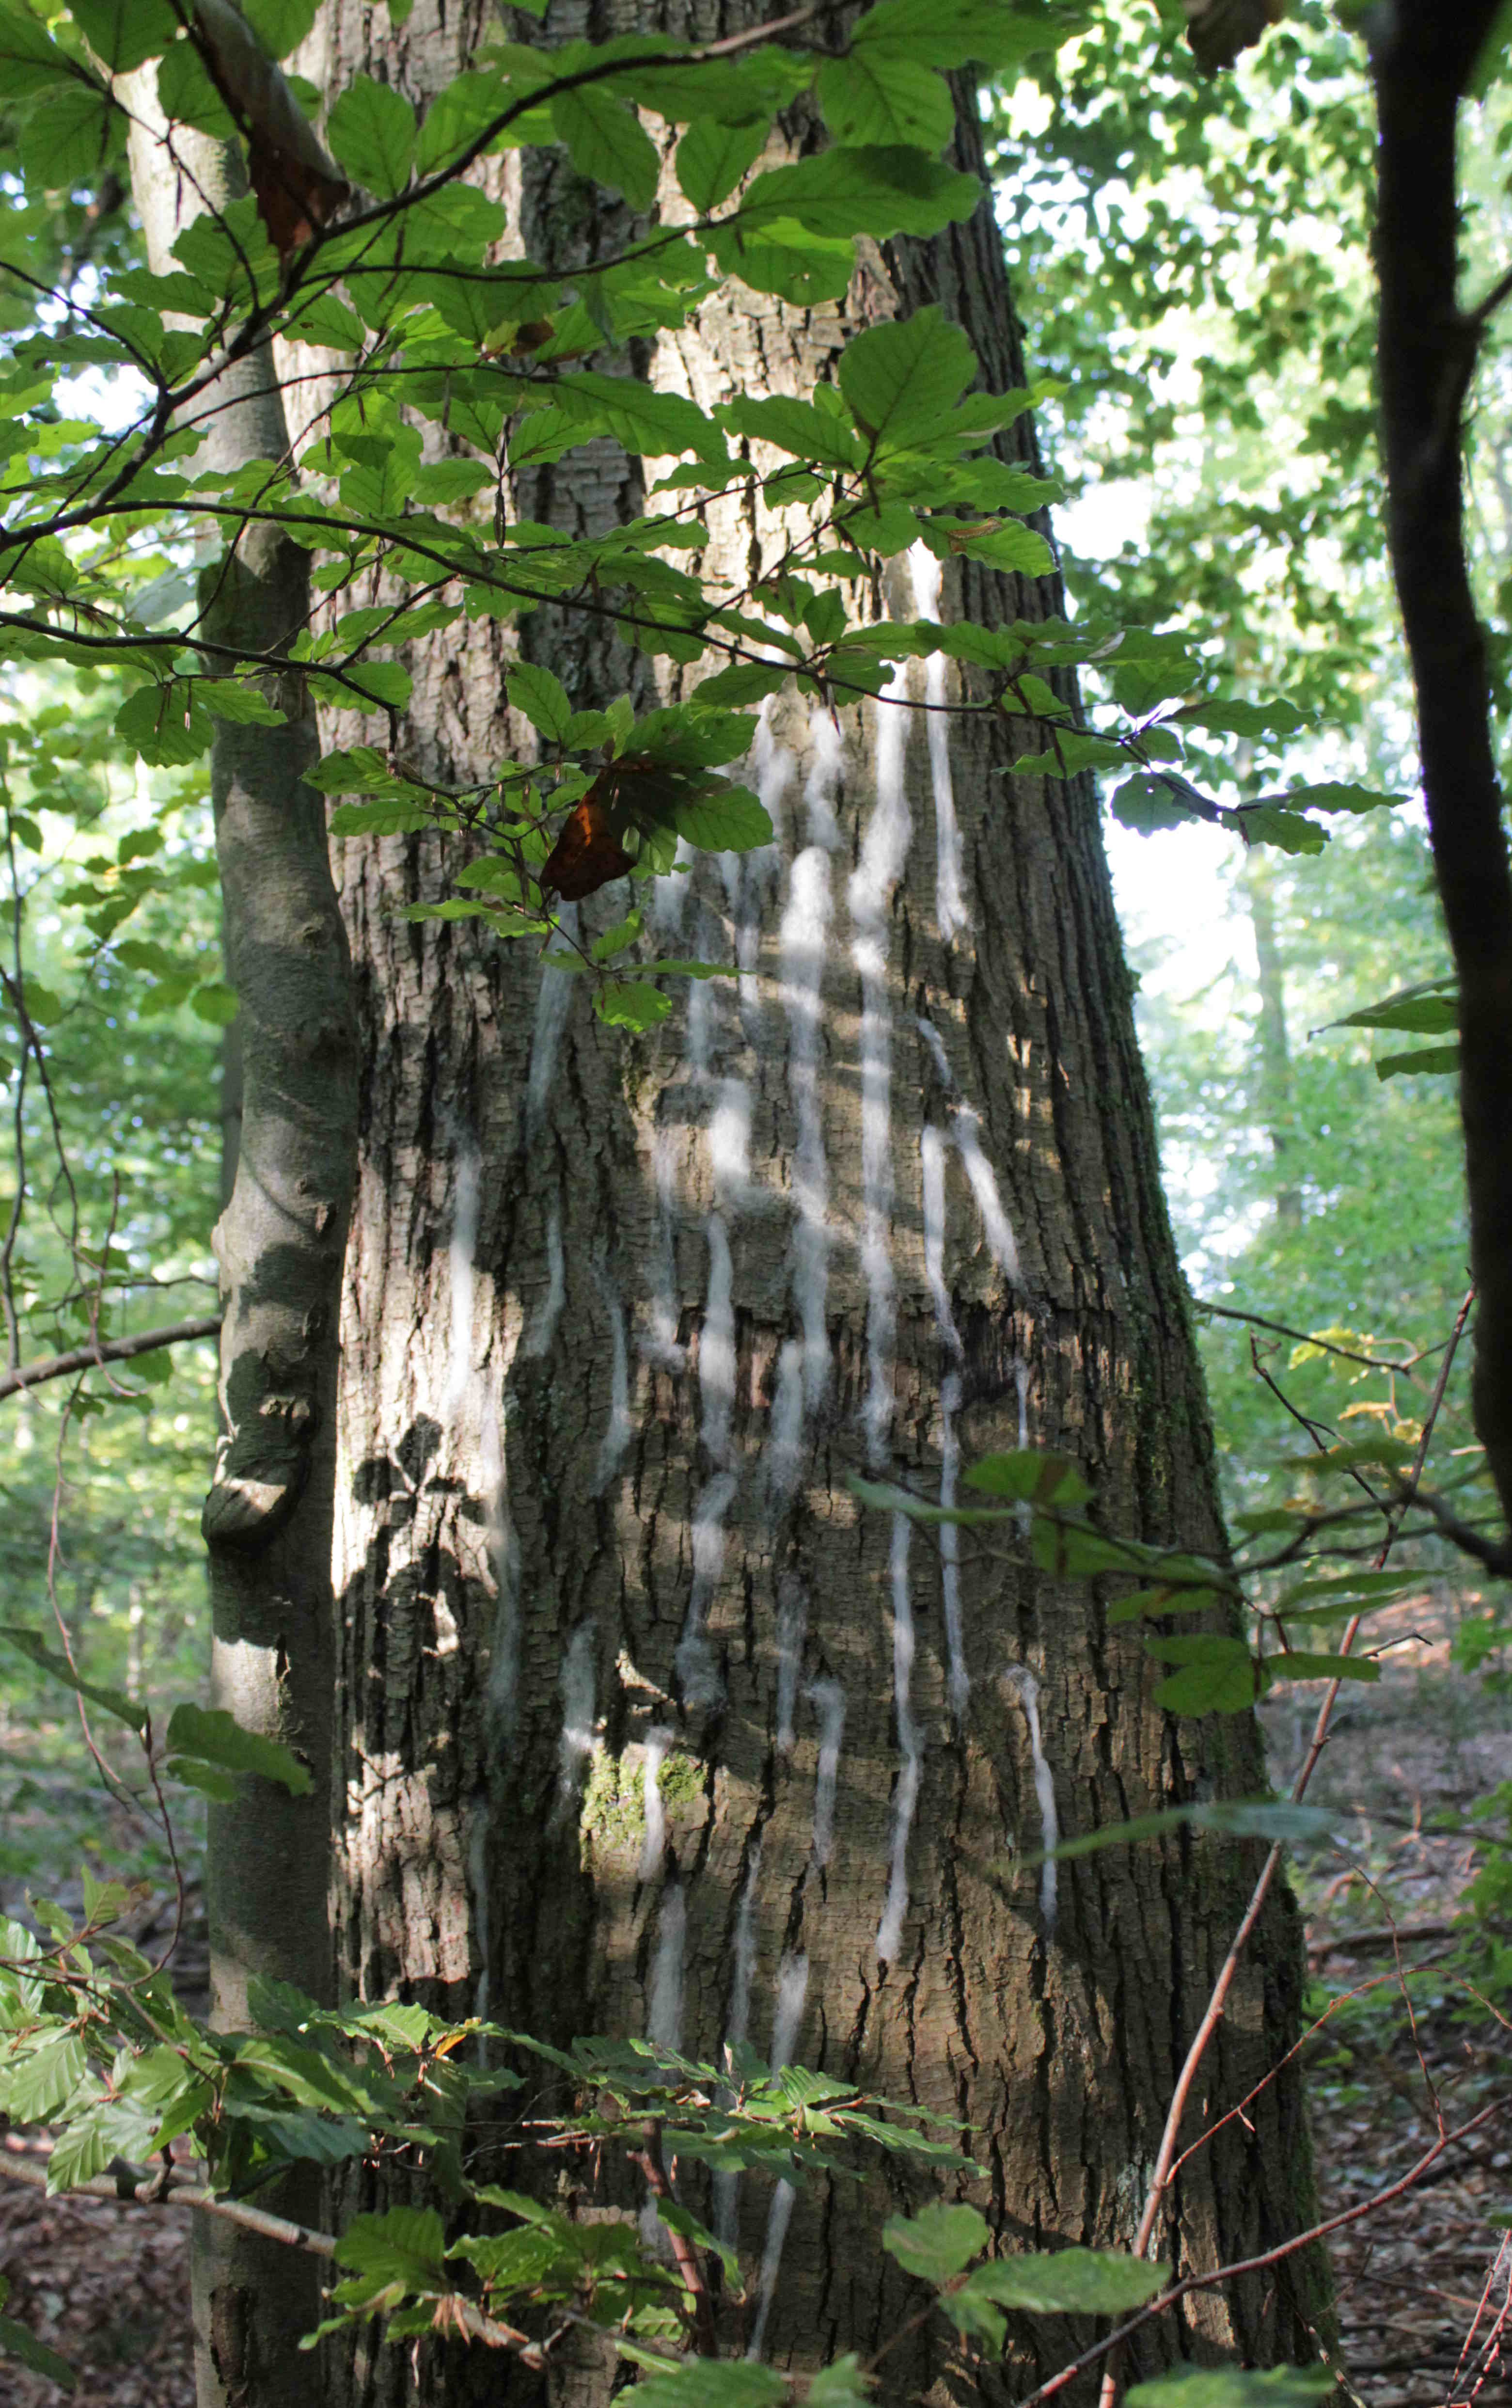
[1100,1290,1475,2407]
[1197,1299,1420,1376]
[0,2147,336,2255]
[1026,2093,1509,2408]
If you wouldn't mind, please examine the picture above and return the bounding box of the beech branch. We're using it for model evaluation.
[0,1314,222,1403]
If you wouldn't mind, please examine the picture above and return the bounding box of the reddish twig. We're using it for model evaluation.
[1100,1289,1475,2406]
[1026,2093,1509,2408]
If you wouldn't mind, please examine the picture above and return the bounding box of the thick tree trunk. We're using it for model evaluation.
[120,71,360,2408]
[303,5,1323,2400]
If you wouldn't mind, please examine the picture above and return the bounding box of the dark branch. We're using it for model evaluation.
[0,1315,222,1404]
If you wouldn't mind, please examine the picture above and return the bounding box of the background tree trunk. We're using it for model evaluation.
[1245,856,1302,1230]
[298,5,1324,2400]
[120,68,360,2408]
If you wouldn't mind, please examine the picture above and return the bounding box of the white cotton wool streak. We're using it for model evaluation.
[639,1724,675,1882]
[443,1142,479,1418]
[921,1125,969,1722]
[849,667,914,1467]
[714,1844,764,2245]
[1004,1664,1058,1929]
[524,903,578,1137]
[907,543,969,943]
[806,1677,846,1871]
[592,1262,633,1494]
[780,846,834,1419]
[552,1622,597,1822]
[520,1198,565,1360]
[875,1513,922,1964]
[746,1951,811,2359]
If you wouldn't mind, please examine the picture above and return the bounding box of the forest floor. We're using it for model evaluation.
[1,1594,1509,2406]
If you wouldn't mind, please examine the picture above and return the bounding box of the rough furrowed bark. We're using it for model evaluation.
[119,68,361,2408]
[1371,0,1512,1531]
[299,6,1323,2402]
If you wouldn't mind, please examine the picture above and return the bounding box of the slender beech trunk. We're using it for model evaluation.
[1372,0,1512,1529]
[120,73,360,2408]
[1244,857,1301,1230]
[294,6,1323,2401]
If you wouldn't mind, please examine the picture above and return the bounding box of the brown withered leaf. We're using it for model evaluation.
[539,791,635,901]
[194,0,348,259]
[1181,0,1288,72]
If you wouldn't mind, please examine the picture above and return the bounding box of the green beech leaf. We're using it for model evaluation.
[156,35,237,137]
[0,1624,147,1732]
[69,0,177,71]
[0,7,74,98]
[1266,1651,1380,1684]
[328,75,417,196]
[197,681,286,726]
[667,782,772,851]
[333,2206,449,2286]
[959,2248,1169,2314]
[1127,2370,1337,2408]
[736,145,980,240]
[241,0,320,55]
[1147,1635,1264,1715]
[552,85,660,209]
[1284,781,1406,814]
[508,663,574,742]
[164,1702,314,1796]
[962,1450,1092,1507]
[677,116,767,211]
[1376,1044,1459,1079]
[1017,1800,1341,1868]
[594,980,673,1029]
[633,2366,787,2408]
[816,53,955,152]
[882,2202,988,2281]
[115,683,212,767]
[838,305,976,448]
[850,0,1073,69]
[1238,807,1327,856]
[0,2311,77,2389]
[1330,979,1457,1034]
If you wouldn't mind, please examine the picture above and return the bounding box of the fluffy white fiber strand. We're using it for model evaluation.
[875,1513,922,1965]
[553,1622,597,1821]
[765,1338,806,1516]
[444,1141,479,1418]
[780,845,834,1419]
[907,542,969,943]
[714,1844,764,2245]
[525,902,578,1136]
[1003,1664,1058,1928]
[644,1126,686,1371]
[592,1262,633,1494]
[921,1124,969,1722]
[641,1879,688,2252]
[482,1404,521,1751]
[747,1951,811,2359]
[639,1724,675,1882]
[953,1104,1021,1285]
[520,1198,565,1360]
[803,702,844,853]
[849,666,914,1466]
[774,1574,807,1758]
[806,1677,846,1871]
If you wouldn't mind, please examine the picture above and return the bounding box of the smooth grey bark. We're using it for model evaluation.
[283,6,1325,2403]
[119,66,360,2408]
[1244,856,1302,1230]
